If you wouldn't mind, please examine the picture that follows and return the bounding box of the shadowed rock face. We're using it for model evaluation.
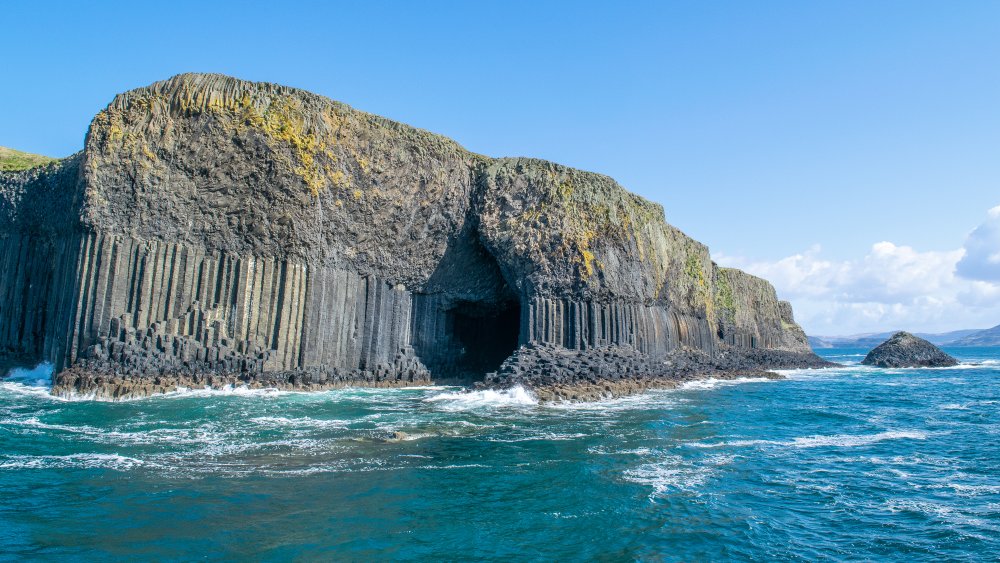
[861,332,959,368]
[0,73,826,398]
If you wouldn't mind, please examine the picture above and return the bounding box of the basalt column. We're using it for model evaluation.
[0,72,824,397]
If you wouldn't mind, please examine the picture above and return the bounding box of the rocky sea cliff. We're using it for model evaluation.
[0,73,828,399]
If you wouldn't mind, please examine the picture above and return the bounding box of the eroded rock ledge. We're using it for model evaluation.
[1,73,829,399]
[52,365,432,401]
[481,343,830,401]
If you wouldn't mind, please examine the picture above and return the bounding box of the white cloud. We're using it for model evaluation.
[716,235,1000,336]
[956,205,1000,282]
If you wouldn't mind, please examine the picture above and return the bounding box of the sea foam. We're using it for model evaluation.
[0,453,147,471]
[688,430,928,450]
[678,376,777,390]
[250,416,350,430]
[0,363,57,400]
[622,452,734,499]
[423,385,538,410]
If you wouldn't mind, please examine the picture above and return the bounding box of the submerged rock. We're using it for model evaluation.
[861,332,959,368]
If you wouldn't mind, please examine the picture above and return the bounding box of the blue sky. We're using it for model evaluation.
[3,1,999,334]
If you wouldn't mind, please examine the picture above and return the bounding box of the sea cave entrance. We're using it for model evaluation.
[411,222,524,383]
[446,299,520,379]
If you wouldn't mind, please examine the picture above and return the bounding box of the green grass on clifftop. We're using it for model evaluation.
[0,146,57,172]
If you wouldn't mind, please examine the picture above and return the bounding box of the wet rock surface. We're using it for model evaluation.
[52,362,432,400]
[482,343,833,401]
[861,332,959,368]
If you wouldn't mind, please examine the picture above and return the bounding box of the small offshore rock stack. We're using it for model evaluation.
[0,73,830,399]
[861,332,959,368]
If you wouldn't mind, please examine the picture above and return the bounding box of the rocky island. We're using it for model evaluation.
[861,332,959,368]
[0,73,829,400]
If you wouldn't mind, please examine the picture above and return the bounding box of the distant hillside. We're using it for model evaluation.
[809,329,984,349]
[950,324,1000,346]
[0,146,57,172]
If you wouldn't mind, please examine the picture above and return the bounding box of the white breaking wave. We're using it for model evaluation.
[0,382,296,403]
[678,376,776,390]
[59,384,296,402]
[157,385,291,399]
[545,390,683,412]
[885,499,1000,534]
[56,383,469,403]
[774,365,883,379]
[250,416,350,430]
[415,463,490,470]
[936,361,1000,370]
[622,452,734,499]
[588,446,654,456]
[689,430,928,450]
[3,362,54,386]
[0,453,147,471]
[789,430,928,448]
[0,380,60,400]
[486,432,588,443]
[423,386,538,410]
[1,416,100,434]
[0,363,57,400]
[939,399,998,411]
[0,416,244,448]
[945,483,1000,496]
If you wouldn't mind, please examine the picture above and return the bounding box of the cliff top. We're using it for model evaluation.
[97,73,641,193]
[103,72,474,158]
[0,146,57,172]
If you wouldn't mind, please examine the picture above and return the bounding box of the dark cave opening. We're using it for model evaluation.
[446,299,520,380]
[410,221,524,383]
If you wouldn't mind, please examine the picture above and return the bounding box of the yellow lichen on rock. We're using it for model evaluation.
[256,96,328,196]
[147,81,342,198]
[109,122,124,142]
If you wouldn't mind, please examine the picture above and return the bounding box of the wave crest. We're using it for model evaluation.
[424,386,538,410]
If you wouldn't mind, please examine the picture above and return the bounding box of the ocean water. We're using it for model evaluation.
[1,348,998,561]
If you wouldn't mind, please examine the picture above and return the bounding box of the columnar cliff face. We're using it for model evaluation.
[0,74,822,397]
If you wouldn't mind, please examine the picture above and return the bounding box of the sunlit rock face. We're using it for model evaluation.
[0,73,823,398]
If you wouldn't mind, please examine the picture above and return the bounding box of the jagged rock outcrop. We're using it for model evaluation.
[0,73,828,398]
[861,332,959,368]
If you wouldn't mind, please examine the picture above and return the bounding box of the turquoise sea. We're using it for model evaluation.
[1,348,998,561]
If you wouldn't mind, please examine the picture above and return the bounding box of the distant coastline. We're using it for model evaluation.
[808,324,1000,349]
